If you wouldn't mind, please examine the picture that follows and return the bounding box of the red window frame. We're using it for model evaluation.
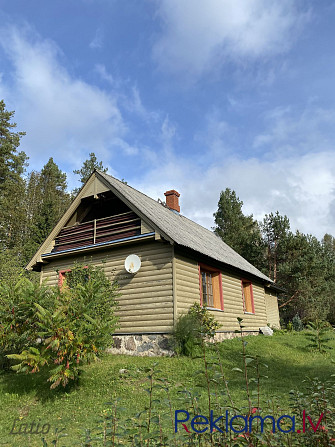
[241,279,255,314]
[58,266,88,288]
[198,263,224,311]
[58,269,71,288]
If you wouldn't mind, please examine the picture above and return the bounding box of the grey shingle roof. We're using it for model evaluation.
[98,171,272,283]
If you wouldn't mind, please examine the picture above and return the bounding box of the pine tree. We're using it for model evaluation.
[0,100,28,251]
[213,188,265,271]
[322,233,335,254]
[213,187,335,324]
[321,233,335,323]
[261,211,290,282]
[278,231,333,322]
[0,100,27,184]
[73,152,108,194]
[26,158,71,260]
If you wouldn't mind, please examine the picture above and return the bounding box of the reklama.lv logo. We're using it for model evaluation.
[175,409,325,434]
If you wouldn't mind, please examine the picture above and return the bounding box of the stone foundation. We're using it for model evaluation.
[212,331,259,342]
[108,331,259,356]
[107,334,174,356]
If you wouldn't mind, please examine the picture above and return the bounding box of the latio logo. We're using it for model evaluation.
[175,410,325,434]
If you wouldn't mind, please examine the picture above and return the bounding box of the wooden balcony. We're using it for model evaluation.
[52,211,141,253]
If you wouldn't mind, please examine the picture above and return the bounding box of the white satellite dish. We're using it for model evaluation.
[125,254,141,274]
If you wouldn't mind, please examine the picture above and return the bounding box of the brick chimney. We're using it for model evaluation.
[164,190,180,213]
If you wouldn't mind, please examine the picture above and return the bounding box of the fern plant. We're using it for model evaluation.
[7,264,120,388]
[0,277,54,370]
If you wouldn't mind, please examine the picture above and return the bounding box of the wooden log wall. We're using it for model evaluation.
[264,290,280,329]
[41,241,174,333]
[174,253,269,332]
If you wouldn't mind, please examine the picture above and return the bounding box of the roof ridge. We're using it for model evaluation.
[97,170,271,283]
[99,171,228,239]
[98,170,169,208]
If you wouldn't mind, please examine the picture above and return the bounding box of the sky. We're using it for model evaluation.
[0,0,334,239]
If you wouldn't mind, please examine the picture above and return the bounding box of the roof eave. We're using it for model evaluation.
[265,282,286,293]
[174,243,272,284]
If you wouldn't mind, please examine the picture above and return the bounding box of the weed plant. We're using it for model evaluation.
[41,318,335,446]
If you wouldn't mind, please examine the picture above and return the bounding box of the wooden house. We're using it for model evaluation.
[27,170,280,355]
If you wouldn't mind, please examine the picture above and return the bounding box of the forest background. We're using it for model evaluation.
[1,99,334,325]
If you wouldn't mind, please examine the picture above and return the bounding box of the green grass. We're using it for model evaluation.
[0,331,334,446]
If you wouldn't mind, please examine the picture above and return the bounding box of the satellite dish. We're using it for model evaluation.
[125,254,141,274]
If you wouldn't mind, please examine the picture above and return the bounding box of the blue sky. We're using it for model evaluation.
[0,0,334,238]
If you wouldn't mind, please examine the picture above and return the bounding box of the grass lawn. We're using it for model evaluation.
[0,332,334,446]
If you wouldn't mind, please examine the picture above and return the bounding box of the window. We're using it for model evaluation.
[199,264,224,310]
[58,266,88,288]
[58,269,71,288]
[241,280,255,314]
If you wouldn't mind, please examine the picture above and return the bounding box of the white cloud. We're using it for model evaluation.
[153,0,310,77]
[134,150,335,240]
[161,115,176,144]
[89,27,103,49]
[95,63,115,85]
[133,102,335,240]
[0,71,9,100]
[0,26,129,170]
[254,105,335,158]
[194,110,235,160]
[122,86,160,124]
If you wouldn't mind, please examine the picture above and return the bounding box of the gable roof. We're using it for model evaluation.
[27,169,272,284]
[96,171,272,283]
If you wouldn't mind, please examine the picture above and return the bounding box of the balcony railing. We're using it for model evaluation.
[52,211,141,253]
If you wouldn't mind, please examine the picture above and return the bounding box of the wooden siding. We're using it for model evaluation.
[81,176,110,199]
[265,290,280,328]
[174,253,269,332]
[40,241,173,333]
[174,255,200,317]
[141,220,154,235]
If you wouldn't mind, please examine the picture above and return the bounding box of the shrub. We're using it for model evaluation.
[292,313,304,331]
[7,264,120,388]
[0,277,55,370]
[173,303,220,356]
[286,321,293,331]
[305,319,333,353]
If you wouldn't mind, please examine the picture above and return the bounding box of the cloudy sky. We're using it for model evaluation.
[0,0,334,238]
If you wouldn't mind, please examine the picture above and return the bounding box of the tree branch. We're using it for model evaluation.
[279,290,299,309]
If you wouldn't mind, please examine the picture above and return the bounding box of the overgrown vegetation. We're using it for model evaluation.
[305,320,333,353]
[292,313,304,332]
[0,277,54,370]
[172,303,221,356]
[2,265,119,388]
[0,328,334,446]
